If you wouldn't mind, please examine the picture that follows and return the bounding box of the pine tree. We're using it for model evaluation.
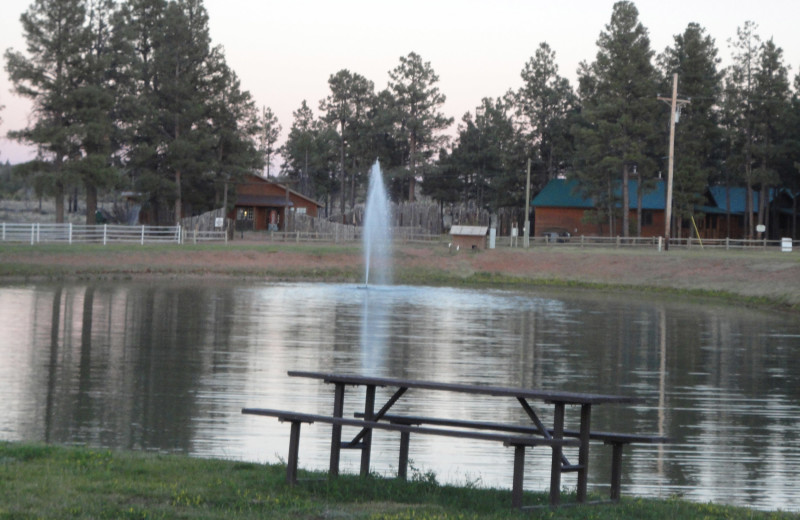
[258,106,281,178]
[573,1,661,237]
[207,63,262,213]
[751,39,791,234]
[516,42,577,191]
[121,0,223,223]
[722,21,761,238]
[319,69,375,216]
[387,52,452,202]
[70,0,126,225]
[5,0,88,223]
[282,100,337,205]
[440,97,522,210]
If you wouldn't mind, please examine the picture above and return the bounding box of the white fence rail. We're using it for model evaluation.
[498,234,797,251]
[0,223,225,245]
[2,222,795,252]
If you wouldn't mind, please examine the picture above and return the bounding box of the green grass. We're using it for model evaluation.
[0,442,796,519]
[1,242,798,311]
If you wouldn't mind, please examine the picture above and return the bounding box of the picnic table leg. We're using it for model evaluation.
[360,384,376,476]
[329,382,345,477]
[609,442,624,501]
[577,404,591,502]
[549,402,565,507]
[398,431,410,480]
[511,444,526,509]
[287,420,302,484]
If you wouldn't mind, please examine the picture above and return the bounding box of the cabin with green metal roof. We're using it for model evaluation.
[531,178,796,239]
[531,178,667,238]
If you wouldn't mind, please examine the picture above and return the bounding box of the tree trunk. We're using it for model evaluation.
[745,180,753,239]
[757,183,767,237]
[54,156,65,223]
[408,136,417,202]
[636,168,643,237]
[350,157,356,210]
[606,177,614,237]
[622,164,629,238]
[339,126,346,218]
[54,183,65,224]
[85,184,97,225]
[175,169,182,224]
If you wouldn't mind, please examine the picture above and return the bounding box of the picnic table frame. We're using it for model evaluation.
[279,371,642,507]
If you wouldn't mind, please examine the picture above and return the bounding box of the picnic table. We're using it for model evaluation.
[243,371,665,509]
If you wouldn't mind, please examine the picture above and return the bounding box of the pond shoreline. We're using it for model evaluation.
[1,241,798,311]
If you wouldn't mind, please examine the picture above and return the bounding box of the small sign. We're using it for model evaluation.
[511,227,518,237]
[215,217,224,228]
[756,224,766,233]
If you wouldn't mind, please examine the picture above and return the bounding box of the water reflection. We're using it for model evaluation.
[0,281,798,511]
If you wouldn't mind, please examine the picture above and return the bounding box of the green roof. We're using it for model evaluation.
[532,178,666,210]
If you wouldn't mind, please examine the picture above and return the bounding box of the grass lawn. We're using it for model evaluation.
[1,442,797,520]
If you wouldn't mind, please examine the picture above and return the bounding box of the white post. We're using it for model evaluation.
[524,158,531,248]
[141,225,145,245]
[31,224,35,245]
[103,224,108,245]
[2,222,5,241]
[36,223,40,243]
[69,223,73,245]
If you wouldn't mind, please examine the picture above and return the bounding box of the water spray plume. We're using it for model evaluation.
[363,160,392,287]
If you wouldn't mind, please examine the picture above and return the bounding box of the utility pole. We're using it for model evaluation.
[524,158,531,248]
[658,73,690,251]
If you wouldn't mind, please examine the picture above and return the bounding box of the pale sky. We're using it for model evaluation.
[1,0,798,165]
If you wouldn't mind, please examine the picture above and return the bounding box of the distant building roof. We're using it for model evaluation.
[707,185,773,214]
[450,225,488,236]
[239,174,323,208]
[532,178,666,210]
[236,194,294,207]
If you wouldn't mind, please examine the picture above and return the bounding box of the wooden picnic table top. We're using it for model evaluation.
[288,371,641,405]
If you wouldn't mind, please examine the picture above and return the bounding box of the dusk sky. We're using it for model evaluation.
[1,0,798,165]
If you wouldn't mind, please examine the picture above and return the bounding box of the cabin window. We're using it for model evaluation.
[237,207,255,221]
[296,207,307,215]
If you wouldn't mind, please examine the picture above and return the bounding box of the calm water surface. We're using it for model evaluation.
[1,281,798,511]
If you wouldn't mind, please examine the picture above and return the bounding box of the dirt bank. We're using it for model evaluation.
[1,242,799,309]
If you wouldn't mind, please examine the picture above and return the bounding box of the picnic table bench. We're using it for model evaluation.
[242,371,667,509]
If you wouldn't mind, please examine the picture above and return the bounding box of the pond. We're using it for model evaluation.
[1,281,798,512]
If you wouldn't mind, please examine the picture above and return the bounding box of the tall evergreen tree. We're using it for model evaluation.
[722,21,761,238]
[319,69,374,216]
[751,39,791,233]
[207,63,262,213]
[5,0,88,223]
[658,23,724,233]
[516,42,577,191]
[787,73,800,238]
[281,100,337,205]
[573,1,661,237]
[387,52,452,202]
[258,106,281,177]
[70,0,126,224]
[440,97,522,210]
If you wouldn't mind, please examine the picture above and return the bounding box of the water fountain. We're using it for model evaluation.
[362,160,392,286]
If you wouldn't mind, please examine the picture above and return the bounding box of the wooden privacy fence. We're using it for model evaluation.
[0,222,227,245]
